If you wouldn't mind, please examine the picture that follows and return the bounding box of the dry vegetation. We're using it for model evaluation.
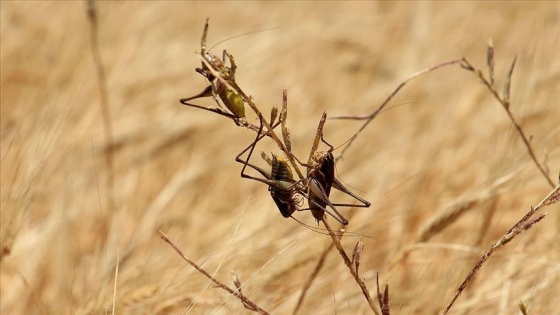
[1,2,559,314]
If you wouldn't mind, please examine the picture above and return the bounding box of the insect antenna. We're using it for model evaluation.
[207,27,281,53]
[289,216,379,240]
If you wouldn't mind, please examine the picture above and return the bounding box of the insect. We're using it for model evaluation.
[237,111,370,226]
[235,108,304,219]
[180,18,246,120]
[304,113,371,225]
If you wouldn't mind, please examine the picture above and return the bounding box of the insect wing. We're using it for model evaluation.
[307,151,349,225]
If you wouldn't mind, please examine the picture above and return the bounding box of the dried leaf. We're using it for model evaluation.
[280,89,291,152]
[282,89,288,114]
[279,89,288,123]
[376,272,391,315]
[270,105,278,125]
[231,272,258,311]
[487,38,495,85]
[518,301,528,315]
[351,240,364,274]
[502,55,517,109]
[382,284,390,315]
[283,126,292,152]
[231,271,242,291]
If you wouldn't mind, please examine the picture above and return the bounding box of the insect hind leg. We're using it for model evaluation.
[331,178,371,208]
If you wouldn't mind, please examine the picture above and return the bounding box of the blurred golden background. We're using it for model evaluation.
[1,2,559,314]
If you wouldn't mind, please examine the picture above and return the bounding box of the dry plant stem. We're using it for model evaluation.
[86,0,115,213]
[388,200,478,269]
[293,242,335,315]
[518,301,529,315]
[460,58,555,188]
[197,55,305,181]
[232,273,260,312]
[376,273,390,315]
[158,230,270,315]
[441,183,560,315]
[321,219,380,315]
[112,240,119,315]
[387,197,481,269]
[441,214,547,315]
[387,168,514,269]
[332,58,463,160]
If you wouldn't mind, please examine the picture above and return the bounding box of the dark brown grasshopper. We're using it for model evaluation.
[237,111,370,226]
[303,112,371,225]
[180,18,246,120]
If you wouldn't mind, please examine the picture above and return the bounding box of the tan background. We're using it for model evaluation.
[1,2,559,314]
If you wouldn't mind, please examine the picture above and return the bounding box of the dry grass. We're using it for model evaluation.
[2,2,560,314]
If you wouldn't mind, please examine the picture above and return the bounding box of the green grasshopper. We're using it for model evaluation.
[180,18,245,120]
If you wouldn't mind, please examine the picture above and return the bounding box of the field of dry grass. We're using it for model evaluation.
[1,2,559,314]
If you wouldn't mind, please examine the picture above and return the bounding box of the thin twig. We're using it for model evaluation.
[388,174,514,269]
[158,230,270,315]
[332,58,463,160]
[441,183,560,314]
[111,239,119,315]
[460,58,555,188]
[321,219,380,315]
[232,273,260,312]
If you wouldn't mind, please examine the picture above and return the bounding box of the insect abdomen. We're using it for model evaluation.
[269,155,297,218]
